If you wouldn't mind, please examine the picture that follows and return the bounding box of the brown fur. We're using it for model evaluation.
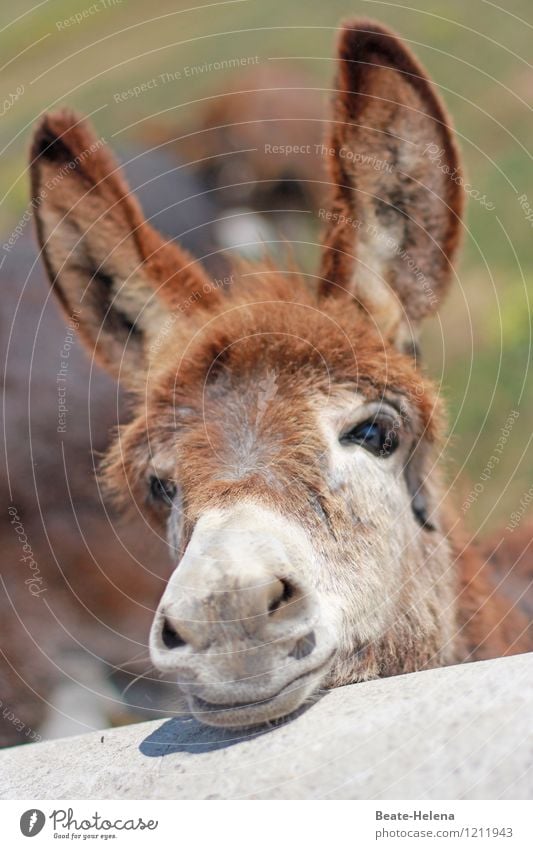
[75,254,533,677]
[148,65,327,213]
[319,21,464,350]
[4,18,530,739]
[30,109,219,382]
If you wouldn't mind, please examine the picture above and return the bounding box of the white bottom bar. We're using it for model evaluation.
[2,800,531,848]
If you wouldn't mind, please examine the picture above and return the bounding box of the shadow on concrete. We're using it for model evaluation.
[139,696,324,756]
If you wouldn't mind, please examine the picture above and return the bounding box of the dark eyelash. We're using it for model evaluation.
[339,416,400,457]
[149,475,177,506]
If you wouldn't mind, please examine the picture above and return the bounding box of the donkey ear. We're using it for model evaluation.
[319,20,464,352]
[30,110,214,384]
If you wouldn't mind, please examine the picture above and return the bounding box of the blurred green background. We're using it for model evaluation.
[1,0,531,535]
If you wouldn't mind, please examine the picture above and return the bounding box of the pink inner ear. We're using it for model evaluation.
[29,109,221,382]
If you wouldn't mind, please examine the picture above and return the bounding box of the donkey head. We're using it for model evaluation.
[31,21,464,727]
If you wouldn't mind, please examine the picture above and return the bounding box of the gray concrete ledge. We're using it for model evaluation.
[2,653,532,799]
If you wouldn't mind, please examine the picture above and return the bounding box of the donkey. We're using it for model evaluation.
[0,144,218,746]
[27,20,532,730]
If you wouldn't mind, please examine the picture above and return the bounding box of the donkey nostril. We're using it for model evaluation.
[161,617,186,649]
[289,630,316,660]
[268,577,296,615]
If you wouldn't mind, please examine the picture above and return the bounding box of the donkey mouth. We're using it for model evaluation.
[186,655,335,728]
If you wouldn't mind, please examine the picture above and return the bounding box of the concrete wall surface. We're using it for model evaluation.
[1,653,532,800]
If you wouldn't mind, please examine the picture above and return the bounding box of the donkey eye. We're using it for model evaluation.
[149,475,177,506]
[339,417,399,457]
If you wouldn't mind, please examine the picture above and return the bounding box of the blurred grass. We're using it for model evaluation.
[0,0,531,532]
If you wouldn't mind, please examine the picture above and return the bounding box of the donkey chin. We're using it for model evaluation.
[149,504,338,727]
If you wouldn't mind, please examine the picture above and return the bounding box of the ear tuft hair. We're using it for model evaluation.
[319,19,464,350]
[29,110,217,384]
